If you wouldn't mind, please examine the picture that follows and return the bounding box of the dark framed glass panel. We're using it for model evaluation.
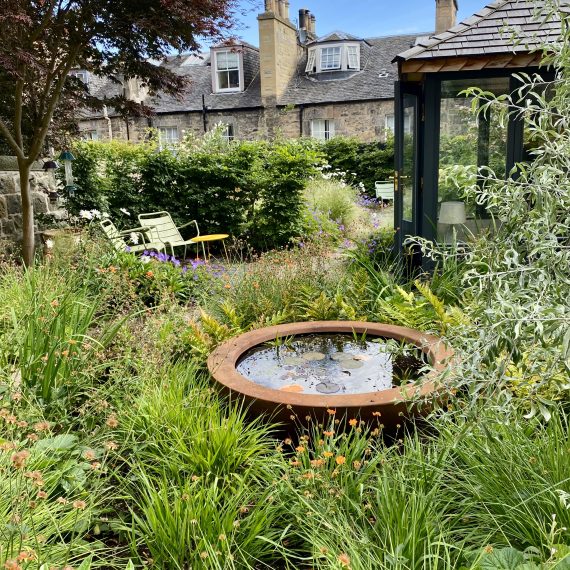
[437,77,510,243]
[401,96,416,223]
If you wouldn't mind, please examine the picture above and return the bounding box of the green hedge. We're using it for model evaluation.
[321,136,394,194]
[67,138,322,250]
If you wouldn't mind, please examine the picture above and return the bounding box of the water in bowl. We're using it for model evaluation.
[236,334,424,395]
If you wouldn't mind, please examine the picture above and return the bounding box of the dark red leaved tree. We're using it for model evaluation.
[0,0,241,265]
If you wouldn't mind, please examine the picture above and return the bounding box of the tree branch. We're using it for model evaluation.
[28,44,82,161]
[0,118,25,160]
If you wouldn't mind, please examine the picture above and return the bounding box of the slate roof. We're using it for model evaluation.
[84,32,420,117]
[310,31,363,43]
[279,34,420,106]
[150,43,262,113]
[396,0,565,62]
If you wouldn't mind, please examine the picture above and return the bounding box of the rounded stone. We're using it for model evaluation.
[316,382,340,394]
[302,351,326,361]
[330,352,354,361]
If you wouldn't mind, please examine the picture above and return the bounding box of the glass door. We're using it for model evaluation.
[394,82,420,254]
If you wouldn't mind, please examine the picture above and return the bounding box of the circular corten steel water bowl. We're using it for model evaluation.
[207,321,453,426]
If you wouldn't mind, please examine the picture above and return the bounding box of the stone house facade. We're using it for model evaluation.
[77,1,457,144]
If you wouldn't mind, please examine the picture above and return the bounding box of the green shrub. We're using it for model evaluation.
[321,136,394,195]
[69,138,323,251]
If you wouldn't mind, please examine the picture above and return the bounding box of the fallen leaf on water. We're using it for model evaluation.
[280,384,304,393]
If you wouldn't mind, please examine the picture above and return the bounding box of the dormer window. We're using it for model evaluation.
[320,47,341,70]
[305,43,361,74]
[213,50,242,92]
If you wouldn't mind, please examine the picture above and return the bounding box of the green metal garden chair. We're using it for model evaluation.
[99,219,165,253]
[137,211,228,260]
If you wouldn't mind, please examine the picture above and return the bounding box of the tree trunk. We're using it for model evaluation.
[18,159,35,266]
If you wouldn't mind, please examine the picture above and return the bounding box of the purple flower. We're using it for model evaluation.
[124,246,132,252]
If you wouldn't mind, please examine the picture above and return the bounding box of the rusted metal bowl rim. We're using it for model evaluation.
[207,321,453,409]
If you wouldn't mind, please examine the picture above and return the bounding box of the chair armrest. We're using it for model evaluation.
[177,219,200,236]
[118,225,154,235]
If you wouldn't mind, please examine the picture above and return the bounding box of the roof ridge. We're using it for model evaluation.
[395,0,514,60]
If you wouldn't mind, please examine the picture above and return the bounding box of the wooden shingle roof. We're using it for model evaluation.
[396,0,564,63]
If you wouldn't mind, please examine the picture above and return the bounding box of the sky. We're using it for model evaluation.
[230,0,487,45]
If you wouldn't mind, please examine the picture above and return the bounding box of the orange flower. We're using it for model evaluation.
[335,456,346,465]
[283,438,292,446]
[61,350,69,357]
[338,553,351,567]
[323,451,334,458]
[295,445,305,453]
[16,550,36,562]
[290,460,301,467]
[252,282,260,289]
[83,449,96,461]
[106,414,118,428]
[326,408,336,415]
[323,430,334,437]
[372,411,381,417]
[50,299,59,308]
[34,421,50,432]
[145,270,154,278]
[353,461,362,470]
[10,450,30,469]
[72,500,87,510]
[108,266,117,273]
[56,497,68,505]
[310,458,325,468]
[348,418,358,427]
[4,559,22,570]
[224,283,231,289]
[37,490,48,500]
[104,440,118,451]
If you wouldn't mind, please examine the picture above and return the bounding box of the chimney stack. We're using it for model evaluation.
[275,0,288,19]
[264,0,276,12]
[309,14,316,35]
[299,8,309,30]
[435,0,458,33]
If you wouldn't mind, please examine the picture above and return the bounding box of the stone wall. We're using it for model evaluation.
[79,98,395,144]
[0,157,62,242]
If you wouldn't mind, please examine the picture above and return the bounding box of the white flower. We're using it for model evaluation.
[140,255,151,264]
[45,239,54,249]
[90,209,102,219]
[129,232,140,245]
[79,210,93,220]
[120,208,131,216]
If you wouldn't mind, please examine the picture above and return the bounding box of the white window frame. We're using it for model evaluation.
[158,126,179,149]
[311,119,335,141]
[385,112,412,135]
[305,48,317,73]
[222,124,235,141]
[70,70,88,84]
[82,130,99,141]
[213,49,242,93]
[320,46,342,71]
[306,43,361,74]
[346,45,360,70]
